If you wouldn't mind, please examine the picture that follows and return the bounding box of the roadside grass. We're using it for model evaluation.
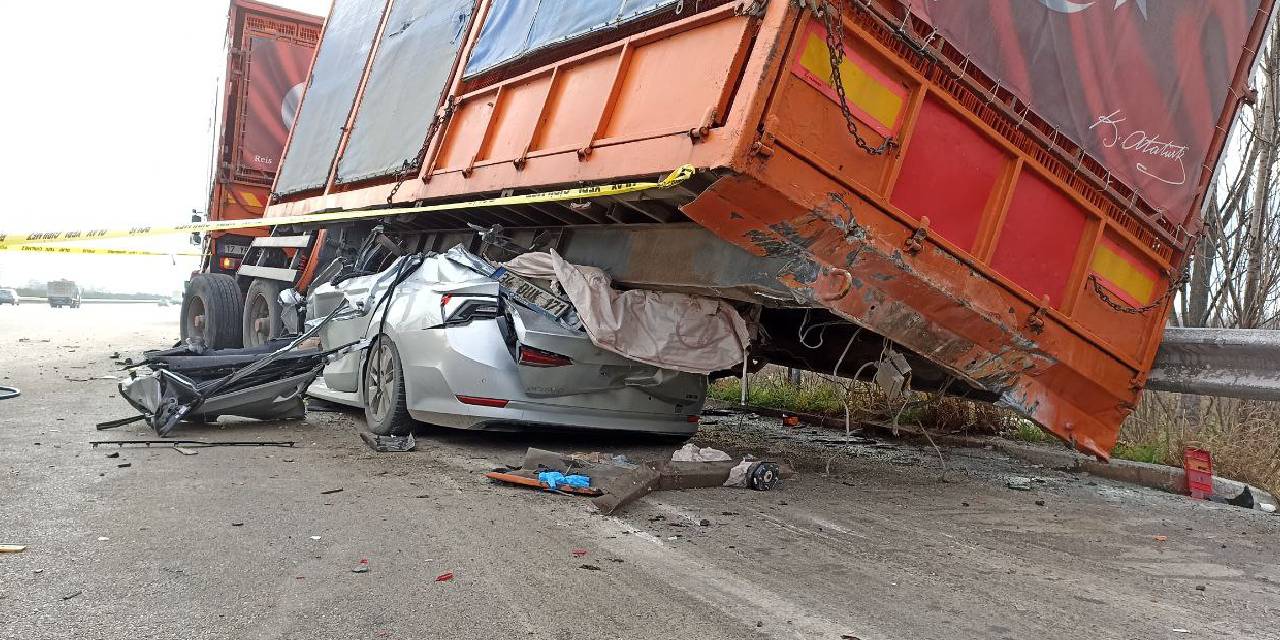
[710,369,1280,496]
[708,366,1010,434]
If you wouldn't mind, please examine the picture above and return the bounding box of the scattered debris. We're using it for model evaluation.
[352,559,370,573]
[1006,477,1033,491]
[1035,499,1046,507]
[782,415,800,427]
[116,463,131,468]
[1195,585,1205,591]
[172,446,199,456]
[699,519,711,527]
[105,452,119,459]
[1153,535,1168,542]
[435,571,454,582]
[1224,486,1255,509]
[106,305,347,435]
[320,488,343,495]
[0,545,26,553]
[309,536,322,541]
[578,564,601,571]
[359,432,416,452]
[571,548,589,558]
[90,440,295,448]
[485,470,602,496]
[61,591,82,601]
[96,537,109,542]
[537,471,591,491]
[671,444,731,462]
[230,522,244,527]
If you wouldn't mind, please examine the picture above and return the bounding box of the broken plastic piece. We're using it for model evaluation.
[435,571,454,582]
[359,431,416,452]
[537,471,591,491]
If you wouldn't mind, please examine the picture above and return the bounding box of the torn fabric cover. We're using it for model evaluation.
[503,250,749,375]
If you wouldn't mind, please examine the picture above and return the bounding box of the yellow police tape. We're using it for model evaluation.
[0,244,201,257]
[0,165,696,249]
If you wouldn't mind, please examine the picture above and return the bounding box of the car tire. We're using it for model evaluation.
[181,273,244,349]
[242,279,286,348]
[363,335,415,436]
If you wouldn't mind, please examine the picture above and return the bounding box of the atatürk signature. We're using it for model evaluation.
[1089,109,1188,186]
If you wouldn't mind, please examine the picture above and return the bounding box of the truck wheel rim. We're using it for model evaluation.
[246,294,272,345]
[186,298,207,339]
[366,341,394,422]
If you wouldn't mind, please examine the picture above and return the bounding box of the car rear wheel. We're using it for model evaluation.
[363,336,414,436]
[242,279,285,348]
[181,273,244,349]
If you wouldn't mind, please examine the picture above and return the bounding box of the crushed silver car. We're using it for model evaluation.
[305,244,711,437]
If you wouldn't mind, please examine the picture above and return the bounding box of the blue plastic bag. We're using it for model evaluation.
[538,471,591,491]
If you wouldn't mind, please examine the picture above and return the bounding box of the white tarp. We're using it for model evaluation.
[503,250,749,375]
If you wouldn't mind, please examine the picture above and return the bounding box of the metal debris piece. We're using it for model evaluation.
[90,440,296,448]
[359,432,416,452]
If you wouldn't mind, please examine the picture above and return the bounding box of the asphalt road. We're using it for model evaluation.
[1,304,1278,639]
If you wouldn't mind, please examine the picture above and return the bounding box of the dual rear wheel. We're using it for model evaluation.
[180,275,285,349]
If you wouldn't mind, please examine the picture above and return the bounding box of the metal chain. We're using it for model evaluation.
[386,99,456,204]
[1088,265,1190,315]
[814,0,896,156]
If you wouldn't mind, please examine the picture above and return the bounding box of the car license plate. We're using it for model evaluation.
[495,269,572,318]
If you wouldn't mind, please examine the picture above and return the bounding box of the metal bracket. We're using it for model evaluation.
[1025,294,1050,334]
[904,217,930,254]
[750,131,776,157]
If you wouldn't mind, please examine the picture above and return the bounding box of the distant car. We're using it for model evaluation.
[305,245,707,437]
[0,289,18,306]
[157,298,171,307]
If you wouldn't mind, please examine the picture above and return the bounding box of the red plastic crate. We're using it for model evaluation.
[1183,447,1214,500]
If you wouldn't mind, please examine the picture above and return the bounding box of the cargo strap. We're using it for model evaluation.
[0,165,696,249]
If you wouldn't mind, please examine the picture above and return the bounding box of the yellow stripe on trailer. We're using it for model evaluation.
[793,24,907,136]
[1091,239,1158,306]
[0,165,696,249]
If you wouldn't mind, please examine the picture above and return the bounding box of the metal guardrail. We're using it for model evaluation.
[1147,328,1280,401]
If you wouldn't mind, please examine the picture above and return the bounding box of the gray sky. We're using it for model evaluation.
[0,0,331,294]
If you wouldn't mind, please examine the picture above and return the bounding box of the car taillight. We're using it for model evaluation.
[517,345,572,367]
[440,294,453,306]
[686,415,700,424]
[456,395,509,408]
[219,257,240,270]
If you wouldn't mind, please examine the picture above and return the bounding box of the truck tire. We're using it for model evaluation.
[181,273,244,349]
[362,335,415,436]
[242,279,286,348]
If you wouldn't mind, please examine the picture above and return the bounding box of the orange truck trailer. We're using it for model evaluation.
[183,0,1275,459]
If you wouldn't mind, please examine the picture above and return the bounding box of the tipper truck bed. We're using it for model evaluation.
[190,0,1274,458]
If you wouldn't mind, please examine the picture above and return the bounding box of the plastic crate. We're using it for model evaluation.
[1183,447,1214,500]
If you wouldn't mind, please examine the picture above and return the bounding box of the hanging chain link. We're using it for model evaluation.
[1088,265,1190,315]
[813,0,896,156]
[386,99,456,204]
